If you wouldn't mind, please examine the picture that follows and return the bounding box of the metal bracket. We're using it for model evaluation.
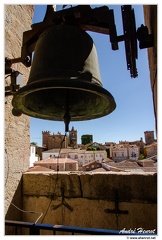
[5,70,22,96]
[5,5,154,78]
[105,189,128,215]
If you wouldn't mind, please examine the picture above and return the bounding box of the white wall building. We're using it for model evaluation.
[94,151,105,162]
[29,145,38,167]
[112,145,128,162]
[128,145,140,160]
[42,149,59,159]
[42,148,107,167]
[112,144,140,161]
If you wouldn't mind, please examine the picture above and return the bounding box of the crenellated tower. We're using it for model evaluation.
[42,131,51,148]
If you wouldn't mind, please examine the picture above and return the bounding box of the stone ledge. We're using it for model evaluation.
[23,171,157,203]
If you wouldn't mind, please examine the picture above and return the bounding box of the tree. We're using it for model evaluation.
[30,142,37,146]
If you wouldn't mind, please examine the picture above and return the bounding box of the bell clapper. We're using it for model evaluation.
[63,109,71,133]
[63,90,71,133]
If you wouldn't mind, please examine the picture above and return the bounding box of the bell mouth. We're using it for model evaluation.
[12,79,116,121]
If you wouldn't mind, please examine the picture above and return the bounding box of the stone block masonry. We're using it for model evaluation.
[22,172,157,233]
[5,5,34,219]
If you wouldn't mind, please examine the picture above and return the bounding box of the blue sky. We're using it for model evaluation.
[30,4,156,146]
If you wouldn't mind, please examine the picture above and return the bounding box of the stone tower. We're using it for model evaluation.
[42,131,67,149]
[69,126,77,148]
[144,131,154,145]
[42,131,51,147]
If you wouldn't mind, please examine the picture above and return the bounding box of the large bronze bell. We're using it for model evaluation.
[12,25,116,129]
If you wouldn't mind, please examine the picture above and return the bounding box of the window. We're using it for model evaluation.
[69,164,73,169]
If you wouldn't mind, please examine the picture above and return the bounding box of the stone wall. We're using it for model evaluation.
[144,131,155,145]
[143,6,157,134]
[5,5,34,219]
[22,172,157,234]
[144,143,157,157]
[42,131,67,149]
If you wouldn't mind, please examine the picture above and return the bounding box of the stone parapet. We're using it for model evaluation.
[23,172,157,202]
[22,172,157,232]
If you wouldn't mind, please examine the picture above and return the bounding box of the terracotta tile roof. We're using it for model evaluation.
[103,160,157,173]
[26,165,55,172]
[90,167,107,172]
[103,158,114,163]
[141,167,157,172]
[108,160,139,168]
[34,157,78,164]
[82,160,100,167]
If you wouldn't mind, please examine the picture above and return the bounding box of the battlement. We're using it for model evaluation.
[42,131,51,135]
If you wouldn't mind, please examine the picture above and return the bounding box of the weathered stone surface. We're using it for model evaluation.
[23,172,82,197]
[22,172,157,232]
[80,172,157,202]
[23,172,157,202]
[5,5,34,218]
[143,5,157,130]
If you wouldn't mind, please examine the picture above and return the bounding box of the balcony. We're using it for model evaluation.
[5,220,119,235]
[5,171,157,235]
[5,220,155,235]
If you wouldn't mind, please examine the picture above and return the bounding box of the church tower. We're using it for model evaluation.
[69,126,77,148]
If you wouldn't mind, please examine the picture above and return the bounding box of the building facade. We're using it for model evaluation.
[42,127,77,149]
[41,148,107,167]
[112,144,140,161]
[112,145,128,161]
[119,138,145,154]
[34,158,78,171]
[42,131,67,149]
[128,145,140,160]
[29,145,38,167]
